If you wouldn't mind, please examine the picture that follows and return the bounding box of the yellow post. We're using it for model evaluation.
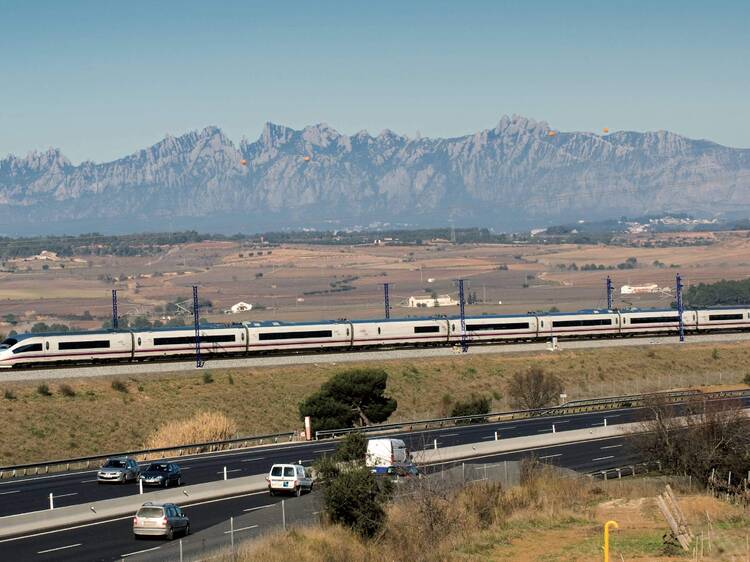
[603,520,619,562]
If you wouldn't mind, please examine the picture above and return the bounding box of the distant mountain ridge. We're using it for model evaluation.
[1,115,749,234]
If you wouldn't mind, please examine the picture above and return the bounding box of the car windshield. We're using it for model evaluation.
[136,507,164,518]
[0,338,17,350]
[147,464,169,472]
[103,459,126,468]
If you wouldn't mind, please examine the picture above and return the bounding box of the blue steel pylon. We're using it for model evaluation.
[193,285,204,368]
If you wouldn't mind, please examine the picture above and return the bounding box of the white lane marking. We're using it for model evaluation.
[80,479,98,483]
[224,524,258,534]
[240,457,265,463]
[120,546,161,558]
[441,433,460,437]
[606,415,622,418]
[600,444,623,450]
[52,492,78,499]
[243,504,273,512]
[0,490,20,495]
[551,420,570,424]
[539,454,562,460]
[215,469,242,474]
[592,456,615,461]
[481,436,495,440]
[37,543,82,554]
[315,448,336,452]
[0,490,268,544]
[300,459,314,463]
[180,467,192,470]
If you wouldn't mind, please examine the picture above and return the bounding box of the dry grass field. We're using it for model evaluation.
[2,230,750,334]
[1,339,749,465]
[214,469,750,562]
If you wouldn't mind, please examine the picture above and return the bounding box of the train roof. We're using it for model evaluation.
[242,319,343,328]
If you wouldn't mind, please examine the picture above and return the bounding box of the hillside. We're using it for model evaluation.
[1,115,750,234]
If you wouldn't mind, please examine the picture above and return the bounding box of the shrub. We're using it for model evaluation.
[36,383,51,396]
[450,394,492,422]
[227,374,234,385]
[3,389,16,400]
[712,348,720,360]
[59,384,76,397]
[144,411,237,452]
[506,366,563,410]
[203,372,214,384]
[744,373,750,386]
[111,379,128,393]
[335,432,367,463]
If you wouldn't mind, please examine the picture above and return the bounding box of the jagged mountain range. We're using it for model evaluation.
[1,115,749,234]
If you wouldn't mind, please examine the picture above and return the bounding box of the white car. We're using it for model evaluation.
[266,463,313,496]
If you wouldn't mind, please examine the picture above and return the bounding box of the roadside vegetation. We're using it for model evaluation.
[210,462,750,561]
[2,340,750,465]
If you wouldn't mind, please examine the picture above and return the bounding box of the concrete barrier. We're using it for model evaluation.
[413,421,642,465]
[0,474,267,539]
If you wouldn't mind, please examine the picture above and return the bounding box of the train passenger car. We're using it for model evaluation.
[536,310,620,338]
[0,331,133,368]
[695,307,750,332]
[350,318,448,348]
[132,325,247,360]
[448,314,538,344]
[620,308,697,335]
[245,320,351,352]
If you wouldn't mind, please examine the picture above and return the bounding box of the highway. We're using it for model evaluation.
[4,331,750,382]
[0,407,643,517]
[0,435,638,562]
[4,392,749,518]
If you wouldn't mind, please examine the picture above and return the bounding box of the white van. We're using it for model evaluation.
[266,463,313,496]
[366,438,410,474]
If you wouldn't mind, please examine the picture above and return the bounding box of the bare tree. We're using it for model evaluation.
[631,395,750,484]
[506,366,563,410]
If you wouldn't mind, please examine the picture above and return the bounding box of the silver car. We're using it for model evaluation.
[97,457,140,484]
[133,502,190,540]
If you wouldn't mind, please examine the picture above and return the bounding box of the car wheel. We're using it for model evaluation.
[184,523,190,536]
[295,486,302,497]
[164,478,169,488]
[269,489,276,496]
[177,477,182,487]
[166,526,174,541]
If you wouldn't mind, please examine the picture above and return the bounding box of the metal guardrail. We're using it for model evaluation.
[0,430,297,479]
[4,388,749,480]
[314,388,750,440]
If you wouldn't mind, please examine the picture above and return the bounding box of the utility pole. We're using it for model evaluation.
[606,276,613,310]
[111,289,118,330]
[383,283,390,319]
[192,285,204,368]
[676,273,684,343]
[458,279,468,353]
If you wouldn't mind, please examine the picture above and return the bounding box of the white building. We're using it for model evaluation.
[228,301,253,314]
[407,294,458,308]
[620,284,660,295]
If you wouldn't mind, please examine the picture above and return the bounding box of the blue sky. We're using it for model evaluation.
[1,0,748,163]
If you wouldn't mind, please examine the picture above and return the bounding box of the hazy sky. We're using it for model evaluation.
[1,0,748,163]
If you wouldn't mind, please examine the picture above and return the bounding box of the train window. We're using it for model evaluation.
[552,318,612,328]
[629,316,679,324]
[241,332,245,341]
[258,330,332,341]
[378,327,381,335]
[137,337,142,346]
[414,326,440,334]
[708,313,743,321]
[346,328,350,336]
[467,322,529,331]
[540,321,544,327]
[451,324,455,332]
[59,340,111,350]
[0,338,18,349]
[12,343,42,354]
[154,334,236,345]
[45,342,49,350]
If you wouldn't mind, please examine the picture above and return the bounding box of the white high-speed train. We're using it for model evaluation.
[0,306,748,368]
